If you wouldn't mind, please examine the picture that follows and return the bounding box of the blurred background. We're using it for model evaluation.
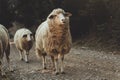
[0,0,120,51]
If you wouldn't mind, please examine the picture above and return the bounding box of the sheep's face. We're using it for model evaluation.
[49,9,72,26]
[22,33,33,42]
[21,33,33,50]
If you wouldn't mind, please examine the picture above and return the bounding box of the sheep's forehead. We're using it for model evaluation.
[52,8,65,15]
[19,29,32,36]
[23,30,32,35]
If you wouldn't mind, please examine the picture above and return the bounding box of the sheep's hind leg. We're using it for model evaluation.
[0,60,2,76]
[0,42,5,76]
[5,44,13,72]
[5,55,13,72]
[0,58,5,76]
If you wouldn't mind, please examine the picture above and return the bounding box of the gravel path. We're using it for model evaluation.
[1,43,120,80]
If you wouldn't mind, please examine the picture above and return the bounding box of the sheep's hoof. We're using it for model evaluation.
[43,67,47,70]
[54,72,59,75]
[20,58,23,61]
[10,68,14,72]
[10,70,14,72]
[25,61,29,63]
[53,68,56,71]
[61,71,65,74]
[1,73,6,77]
[2,75,6,78]
[8,67,14,72]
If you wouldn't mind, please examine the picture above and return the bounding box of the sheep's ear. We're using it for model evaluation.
[49,15,56,19]
[65,12,72,17]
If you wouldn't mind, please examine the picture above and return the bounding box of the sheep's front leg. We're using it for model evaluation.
[54,58,59,75]
[42,55,46,69]
[59,55,65,74]
[19,50,23,61]
[25,51,29,63]
[51,56,55,70]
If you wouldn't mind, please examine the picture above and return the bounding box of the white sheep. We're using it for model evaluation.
[35,8,72,75]
[14,28,34,63]
[0,24,12,75]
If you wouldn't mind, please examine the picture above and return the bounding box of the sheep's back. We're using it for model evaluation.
[35,21,49,50]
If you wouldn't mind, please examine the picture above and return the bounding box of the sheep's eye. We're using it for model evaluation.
[23,35,27,38]
[30,34,33,36]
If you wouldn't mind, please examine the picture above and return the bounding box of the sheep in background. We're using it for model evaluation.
[35,8,72,75]
[0,24,12,75]
[14,28,34,63]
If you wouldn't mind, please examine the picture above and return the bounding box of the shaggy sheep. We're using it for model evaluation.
[14,28,33,63]
[35,8,72,74]
[0,24,12,75]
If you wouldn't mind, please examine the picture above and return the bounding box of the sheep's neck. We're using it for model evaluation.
[49,24,68,43]
[47,24,68,53]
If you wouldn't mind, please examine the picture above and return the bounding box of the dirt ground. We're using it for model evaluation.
[1,42,120,80]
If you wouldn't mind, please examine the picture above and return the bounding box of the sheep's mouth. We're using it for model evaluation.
[60,22,66,25]
[27,40,32,43]
[59,20,66,24]
[62,21,66,24]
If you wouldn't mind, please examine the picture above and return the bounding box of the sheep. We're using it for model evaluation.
[14,28,34,63]
[35,8,72,75]
[0,24,12,76]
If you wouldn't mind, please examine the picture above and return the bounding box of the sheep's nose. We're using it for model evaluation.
[62,19,65,23]
[27,36,31,41]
